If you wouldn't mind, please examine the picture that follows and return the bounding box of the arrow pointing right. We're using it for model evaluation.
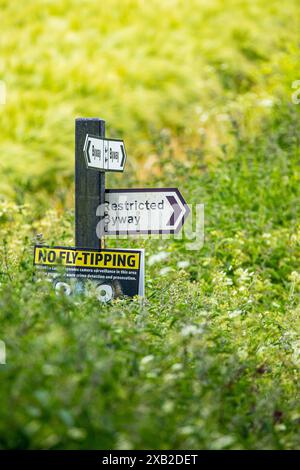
[104,188,190,235]
[166,195,183,227]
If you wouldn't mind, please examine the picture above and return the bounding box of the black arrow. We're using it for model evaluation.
[120,144,126,168]
[166,195,182,227]
[86,139,91,163]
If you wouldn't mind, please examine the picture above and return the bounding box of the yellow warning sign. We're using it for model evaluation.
[34,246,140,270]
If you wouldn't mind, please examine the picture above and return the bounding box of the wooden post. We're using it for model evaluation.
[75,118,105,249]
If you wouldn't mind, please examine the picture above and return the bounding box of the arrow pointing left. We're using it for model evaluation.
[83,134,126,172]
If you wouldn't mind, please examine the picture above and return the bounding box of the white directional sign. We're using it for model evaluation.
[83,134,126,172]
[104,188,190,235]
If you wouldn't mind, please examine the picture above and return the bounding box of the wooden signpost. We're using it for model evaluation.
[34,117,190,301]
[75,118,106,249]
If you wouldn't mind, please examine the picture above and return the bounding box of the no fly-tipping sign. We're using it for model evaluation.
[104,188,190,235]
[83,134,126,172]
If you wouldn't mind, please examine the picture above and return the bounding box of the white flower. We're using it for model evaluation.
[211,435,235,449]
[291,341,300,365]
[290,271,300,283]
[171,363,183,371]
[177,260,190,269]
[159,267,172,276]
[259,98,274,108]
[148,251,170,266]
[181,325,203,337]
[228,309,243,318]
[140,355,154,366]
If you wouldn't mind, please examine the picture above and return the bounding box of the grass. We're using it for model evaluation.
[0,0,300,450]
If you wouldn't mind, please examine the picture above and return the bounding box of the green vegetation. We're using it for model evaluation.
[0,0,299,449]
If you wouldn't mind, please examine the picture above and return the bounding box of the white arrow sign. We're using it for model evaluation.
[83,134,126,172]
[103,188,190,235]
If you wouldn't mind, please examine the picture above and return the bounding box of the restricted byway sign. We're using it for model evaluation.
[83,134,126,172]
[103,188,190,235]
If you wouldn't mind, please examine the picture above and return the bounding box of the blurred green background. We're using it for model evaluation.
[1,0,298,203]
[0,0,299,450]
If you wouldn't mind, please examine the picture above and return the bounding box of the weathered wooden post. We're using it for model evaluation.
[75,117,106,249]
